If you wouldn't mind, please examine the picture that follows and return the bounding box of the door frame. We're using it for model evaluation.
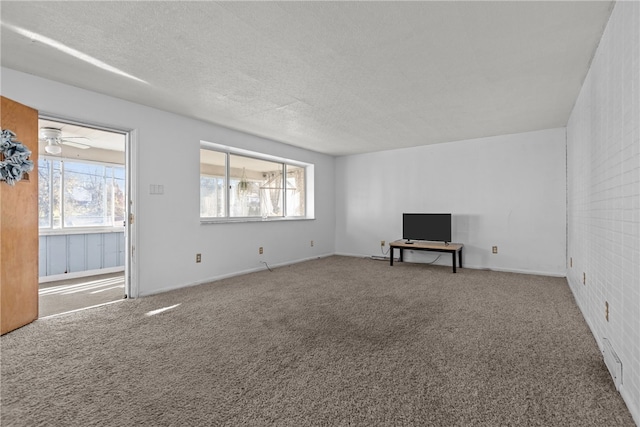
[37,114,138,298]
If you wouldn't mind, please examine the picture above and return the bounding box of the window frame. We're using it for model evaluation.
[200,141,312,223]
[38,155,126,235]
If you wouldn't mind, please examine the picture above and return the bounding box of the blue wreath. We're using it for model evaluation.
[1,129,34,186]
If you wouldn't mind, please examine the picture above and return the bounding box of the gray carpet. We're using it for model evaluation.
[1,256,635,426]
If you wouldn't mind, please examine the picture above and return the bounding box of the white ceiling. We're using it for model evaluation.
[1,1,614,156]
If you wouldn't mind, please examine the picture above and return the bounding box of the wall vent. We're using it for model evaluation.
[602,338,622,390]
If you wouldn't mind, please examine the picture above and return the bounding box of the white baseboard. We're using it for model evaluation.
[39,266,125,284]
[138,253,335,297]
[334,252,371,258]
[620,387,640,427]
[462,263,567,278]
[335,253,566,278]
[138,253,566,298]
[566,279,640,426]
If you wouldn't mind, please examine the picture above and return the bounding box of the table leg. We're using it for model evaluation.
[399,248,404,262]
[459,248,463,268]
[390,248,394,266]
[452,251,457,273]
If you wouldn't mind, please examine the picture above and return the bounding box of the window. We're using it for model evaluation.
[200,144,310,221]
[200,149,226,218]
[230,154,283,218]
[38,158,125,230]
[286,165,306,217]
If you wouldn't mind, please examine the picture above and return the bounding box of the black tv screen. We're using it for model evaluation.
[403,213,452,243]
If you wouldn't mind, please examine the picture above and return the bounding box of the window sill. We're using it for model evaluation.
[39,227,125,236]
[200,216,314,225]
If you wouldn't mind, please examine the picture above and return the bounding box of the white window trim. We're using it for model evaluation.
[200,141,314,223]
[39,227,125,236]
[40,155,125,168]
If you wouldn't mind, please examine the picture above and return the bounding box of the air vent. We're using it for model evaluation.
[602,338,622,391]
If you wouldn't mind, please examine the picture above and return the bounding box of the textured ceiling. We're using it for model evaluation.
[1,1,613,156]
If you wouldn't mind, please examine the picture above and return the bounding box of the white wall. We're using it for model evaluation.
[566,1,640,424]
[1,68,336,296]
[335,128,567,276]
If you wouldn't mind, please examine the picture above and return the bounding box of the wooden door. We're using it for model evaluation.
[1,96,39,335]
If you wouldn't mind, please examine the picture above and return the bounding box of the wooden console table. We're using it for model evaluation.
[389,240,464,273]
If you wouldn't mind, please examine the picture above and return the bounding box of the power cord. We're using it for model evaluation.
[370,244,442,265]
[370,244,392,261]
[381,245,390,257]
[423,255,442,264]
[261,261,273,272]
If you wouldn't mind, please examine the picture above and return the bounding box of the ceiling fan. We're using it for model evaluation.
[39,127,91,154]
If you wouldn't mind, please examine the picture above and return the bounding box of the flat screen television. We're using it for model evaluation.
[403,213,452,243]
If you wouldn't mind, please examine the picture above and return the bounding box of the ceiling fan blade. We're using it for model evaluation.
[61,139,90,149]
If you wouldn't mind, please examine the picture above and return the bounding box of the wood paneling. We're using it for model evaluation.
[1,96,39,335]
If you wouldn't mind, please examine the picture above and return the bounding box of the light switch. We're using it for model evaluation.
[150,184,165,195]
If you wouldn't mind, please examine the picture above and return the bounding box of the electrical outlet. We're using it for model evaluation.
[196,253,201,263]
[311,240,314,247]
[492,246,498,254]
[259,247,263,255]
[381,240,385,247]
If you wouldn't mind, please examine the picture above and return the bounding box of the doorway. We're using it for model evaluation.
[37,117,132,316]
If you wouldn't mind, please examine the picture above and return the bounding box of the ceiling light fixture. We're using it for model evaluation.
[40,127,63,154]
[1,21,148,84]
[44,140,62,155]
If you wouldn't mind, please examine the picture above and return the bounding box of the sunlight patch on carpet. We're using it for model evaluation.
[40,299,125,319]
[145,304,181,317]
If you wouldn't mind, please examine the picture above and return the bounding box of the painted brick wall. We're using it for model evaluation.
[566,1,640,423]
